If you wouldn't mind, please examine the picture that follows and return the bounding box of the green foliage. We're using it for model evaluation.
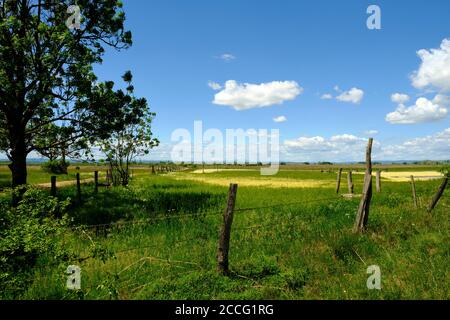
[0,187,72,298]
[0,0,139,186]
[235,256,280,279]
[100,72,159,187]
[439,165,450,177]
[41,160,70,174]
[142,190,223,216]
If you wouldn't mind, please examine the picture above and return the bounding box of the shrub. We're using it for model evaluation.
[41,160,70,174]
[440,165,450,176]
[0,188,72,298]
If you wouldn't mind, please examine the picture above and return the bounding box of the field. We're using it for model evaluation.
[1,165,449,300]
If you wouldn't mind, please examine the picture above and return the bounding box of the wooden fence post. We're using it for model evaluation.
[336,168,342,194]
[347,170,354,194]
[152,165,156,174]
[376,170,381,193]
[410,175,418,208]
[50,176,57,197]
[353,138,373,233]
[76,173,82,203]
[217,183,238,275]
[94,171,98,194]
[428,175,448,212]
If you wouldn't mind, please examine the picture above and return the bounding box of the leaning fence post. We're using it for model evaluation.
[76,173,82,203]
[51,176,57,197]
[217,183,238,275]
[94,171,98,194]
[336,168,342,194]
[410,175,418,208]
[428,175,448,212]
[353,138,373,233]
[376,170,381,193]
[347,170,354,194]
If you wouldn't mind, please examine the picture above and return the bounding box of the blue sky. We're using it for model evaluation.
[93,0,450,162]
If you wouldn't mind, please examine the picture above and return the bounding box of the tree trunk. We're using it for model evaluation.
[9,141,28,188]
[8,137,28,206]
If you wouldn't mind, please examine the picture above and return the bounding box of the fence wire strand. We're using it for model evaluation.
[68,195,341,233]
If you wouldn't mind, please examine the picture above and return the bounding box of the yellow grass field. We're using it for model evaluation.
[172,174,334,188]
[354,171,444,182]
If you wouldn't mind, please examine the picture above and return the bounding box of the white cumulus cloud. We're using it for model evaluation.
[283,134,370,161]
[433,94,450,106]
[282,129,450,162]
[380,128,450,160]
[320,93,333,100]
[411,38,450,92]
[336,87,364,104]
[208,81,222,90]
[391,93,410,104]
[213,80,303,111]
[284,136,332,151]
[386,96,448,124]
[273,116,287,123]
[330,134,365,143]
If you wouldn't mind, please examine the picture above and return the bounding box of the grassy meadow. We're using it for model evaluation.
[1,164,449,300]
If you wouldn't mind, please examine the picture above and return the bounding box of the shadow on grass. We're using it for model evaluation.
[61,184,224,227]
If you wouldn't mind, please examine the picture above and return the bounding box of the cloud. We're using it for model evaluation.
[219,53,236,62]
[284,136,332,152]
[283,134,369,161]
[273,116,287,123]
[364,130,379,136]
[330,134,366,143]
[283,128,450,161]
[381,128,450,160]
[411,38,450,92]
[336,87,364,104]
[385,96,448,124]
[391,93,410,104]
[213,80,303,110]
[114,129,450,163]
[433,93,450,106]
[208,81,222,90]
[320,93,333,100]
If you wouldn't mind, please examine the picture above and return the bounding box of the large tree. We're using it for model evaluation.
[0,0,134,187]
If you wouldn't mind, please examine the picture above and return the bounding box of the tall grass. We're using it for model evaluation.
[6,169,450,300]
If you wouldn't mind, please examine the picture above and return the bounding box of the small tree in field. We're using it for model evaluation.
[100,72,159,186]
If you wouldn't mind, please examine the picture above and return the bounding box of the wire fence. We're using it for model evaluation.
[7,174,448,299]
[3,193,344,298]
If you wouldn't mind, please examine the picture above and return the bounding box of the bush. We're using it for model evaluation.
[41,160,70,174]
[440,165,450,178]
[0,188,72,298]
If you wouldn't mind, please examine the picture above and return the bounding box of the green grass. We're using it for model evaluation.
[0,165,96,188]
[3,167,450,300]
